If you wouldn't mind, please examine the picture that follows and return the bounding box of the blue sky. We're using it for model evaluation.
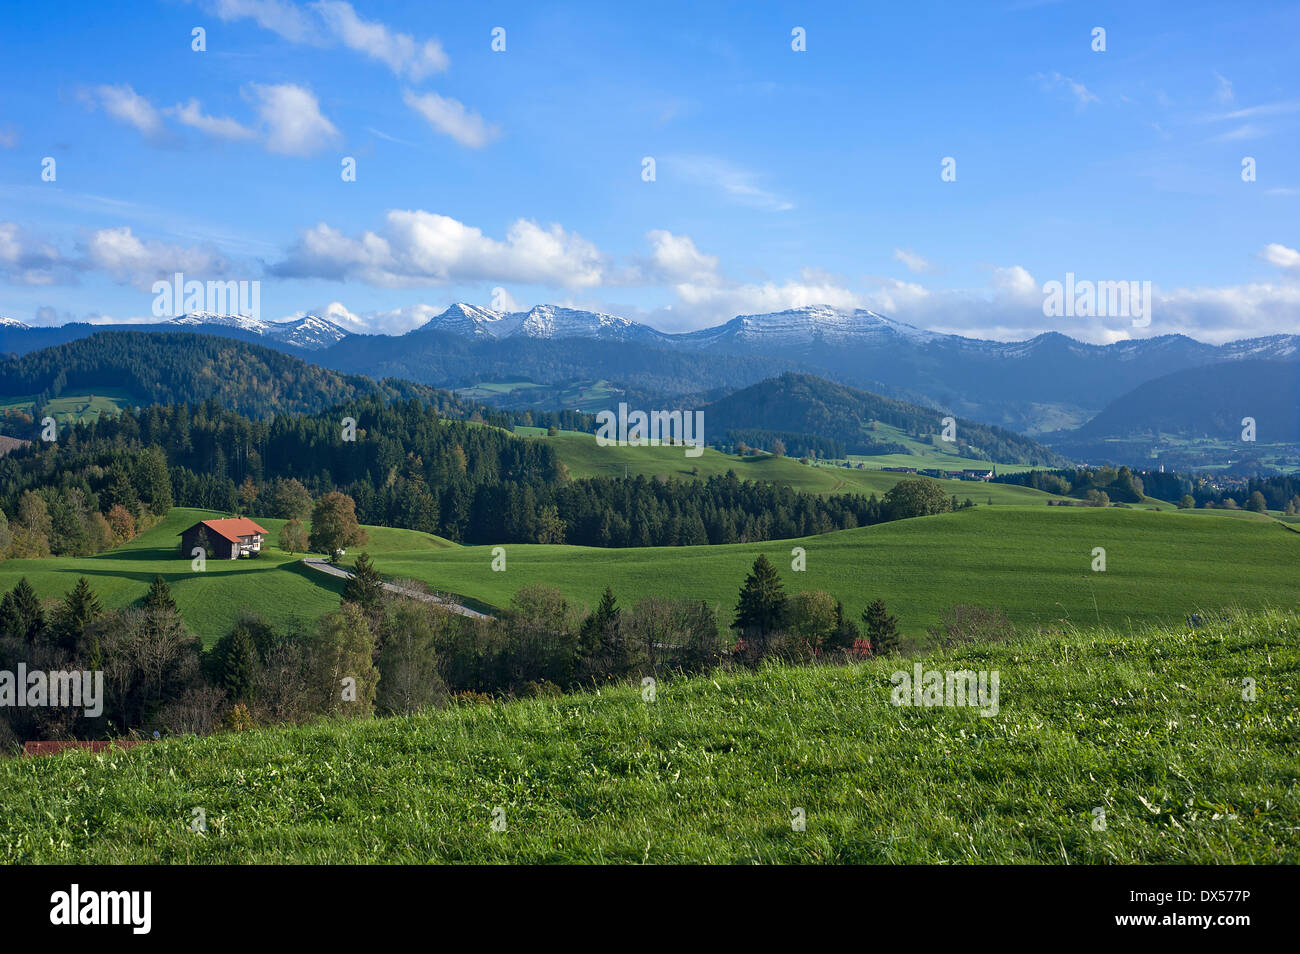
[1,0,1298,342]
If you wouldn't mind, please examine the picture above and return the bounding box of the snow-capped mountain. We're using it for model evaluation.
[167,312,349,350]
[416,303,664,342]
[169,312,274,333]
[415,303,519,339]
[0,316,32,329]
[674,305,946,350]
[271,314,352,350]
[513,304,664,341]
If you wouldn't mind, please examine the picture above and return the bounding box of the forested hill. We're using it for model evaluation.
[1063,359,1300,443]
[0,331,590,430]
[702,373,1072,466]
[0,396,887,550]
[0,331,416,418]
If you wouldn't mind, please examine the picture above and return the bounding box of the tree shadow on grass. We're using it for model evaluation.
[90,545,183,562]
[64,562,347,602]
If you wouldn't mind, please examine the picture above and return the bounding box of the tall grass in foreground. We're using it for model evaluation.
[0,608,1296,864]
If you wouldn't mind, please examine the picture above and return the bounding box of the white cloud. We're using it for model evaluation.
[273,210,606,287]
[314,1,448,79]
[1213,123,1264,142]
[211,0,324,43]
[893,248,934,274]
[246,83,339,156]
[0,126,17,148]
[646,230,720,284]
[1034,72,1099,109]
[668,156,793,211]
[211,0,448,76]
[0,222,66,285]
[168,98,257,141]
[1212,71,1235,105]
[84,226,229,290]
[1260,243,1300,271]
[990,265,1039,297]
[1207,100,1300,122]
[403,90,500,148]
[86,84,164,137]
[672,273,863,314]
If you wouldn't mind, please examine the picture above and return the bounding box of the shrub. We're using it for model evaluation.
[221,703,255,732]
[927,604,1014,649]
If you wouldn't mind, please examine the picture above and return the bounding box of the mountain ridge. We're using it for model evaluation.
[4,303,1298,437]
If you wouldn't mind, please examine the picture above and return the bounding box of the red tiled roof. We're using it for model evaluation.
[192,517,268,543]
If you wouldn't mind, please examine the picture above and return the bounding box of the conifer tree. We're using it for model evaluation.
[11,577,45,643]
[142,575,177,612]
[732,553,787,636]
[862,598,900,655]
[344,553,385,609]
[221,625,258,703]
[55,576,102,652]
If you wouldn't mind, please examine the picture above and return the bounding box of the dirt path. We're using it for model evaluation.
[302,557,494,620]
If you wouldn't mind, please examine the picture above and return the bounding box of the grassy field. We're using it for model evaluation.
[1,608,1295,863]
[0,508,454,645]
[0,388,137,425]
[520,427,1068,503]
[841,420,1041,474]
[4,504,1295,644]
[458,379,623,412]
[363,505,1300,636]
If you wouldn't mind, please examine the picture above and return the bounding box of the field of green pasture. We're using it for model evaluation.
[518,427,1067,504]
[3,501,1294,646]
[0,508,453,645]
[0,388,137,425]
[364,505,1300,637]
[2,608,1295,863]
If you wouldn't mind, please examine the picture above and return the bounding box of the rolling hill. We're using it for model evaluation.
[522,426,1061,500]
[0,331,515,427]
[1049,359,1300,460]
[700,373,1071,466]
[1,607,1294,863]
[3,504,1294,646]
[0,508,455,645]
[355,505,1300,636]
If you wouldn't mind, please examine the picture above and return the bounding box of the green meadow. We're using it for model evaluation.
[0,388,137,425]
[362,505,1300,637]
[520,427,1066,503]
[0,508,453,646]
[842,419,1042,473]
[1,608,1295,864]
[3,502,1295,646]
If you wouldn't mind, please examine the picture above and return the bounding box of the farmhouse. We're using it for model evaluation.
[179,517,268,560]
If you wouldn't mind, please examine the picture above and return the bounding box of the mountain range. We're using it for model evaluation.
[3,303,1297,442]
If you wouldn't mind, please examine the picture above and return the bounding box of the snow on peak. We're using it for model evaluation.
[684,305,942,348]
[170,312,272,333]
[515,304,651,340]
[0,316,31,329]
[421,302,658,341]
[168,312,349,349]
[271,313,350,349]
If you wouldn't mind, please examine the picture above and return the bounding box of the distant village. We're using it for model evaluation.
[872,465,995,481]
